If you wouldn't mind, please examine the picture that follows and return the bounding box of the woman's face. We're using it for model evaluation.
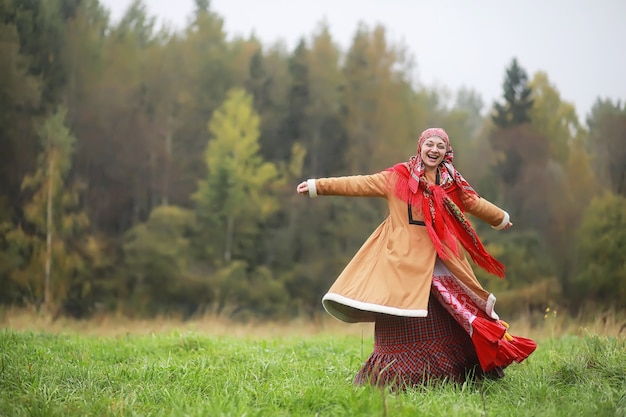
[420,136,447,170]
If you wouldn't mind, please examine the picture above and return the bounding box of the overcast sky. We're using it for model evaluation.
[101,0,625,121]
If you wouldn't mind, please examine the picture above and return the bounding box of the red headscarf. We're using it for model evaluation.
[389,128,505,278]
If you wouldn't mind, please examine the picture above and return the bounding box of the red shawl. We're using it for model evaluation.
[387,162,505,278]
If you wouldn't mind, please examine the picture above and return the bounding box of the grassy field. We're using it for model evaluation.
[1,311,625,417]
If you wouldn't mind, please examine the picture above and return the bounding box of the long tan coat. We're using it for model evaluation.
[307,169,510,323]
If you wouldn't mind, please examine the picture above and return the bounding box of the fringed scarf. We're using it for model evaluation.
[387,128,505,278]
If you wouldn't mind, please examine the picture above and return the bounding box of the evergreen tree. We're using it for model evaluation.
[194,0,210,16]
[342,24,418,172]
[0,15,41,223]
[305,23,348,176]
[115,0,156,48]
[244,47,288,164]
[492,58,534,127]
[173,4,234,206]
[7,0,77,111]
[193,88,280,264]
[489,59,537,193]
[587,99,626,196]
[282,39,310,163]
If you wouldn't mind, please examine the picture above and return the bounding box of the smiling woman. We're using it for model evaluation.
[297,127,535,390]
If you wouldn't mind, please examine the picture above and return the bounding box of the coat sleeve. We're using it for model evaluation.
[461,194,510,230]
[307,171,390,198]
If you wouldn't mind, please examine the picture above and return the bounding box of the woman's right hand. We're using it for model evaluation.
[296,181,309,195]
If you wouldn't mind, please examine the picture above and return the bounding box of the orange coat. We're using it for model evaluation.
[307,170,510,323]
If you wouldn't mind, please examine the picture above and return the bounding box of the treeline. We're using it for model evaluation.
[0,0,624,320]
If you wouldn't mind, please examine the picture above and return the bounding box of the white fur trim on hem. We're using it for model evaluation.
[322,293,428,323]
[491,211,510,230]
[307,179,317,198]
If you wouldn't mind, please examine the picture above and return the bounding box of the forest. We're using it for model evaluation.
[1,0,624,321]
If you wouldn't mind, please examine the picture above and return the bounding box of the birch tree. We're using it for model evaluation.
[8,107,89,312]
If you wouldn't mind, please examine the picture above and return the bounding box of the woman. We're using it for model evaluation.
[296,128,536,389]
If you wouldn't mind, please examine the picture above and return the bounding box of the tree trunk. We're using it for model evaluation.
[44,154,54,313]
[224,215,234,263]
[311,127,320,176]
[162,123,172,206]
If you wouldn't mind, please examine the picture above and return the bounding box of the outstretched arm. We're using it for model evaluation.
[296,172,390,198]
[463,194,513,230]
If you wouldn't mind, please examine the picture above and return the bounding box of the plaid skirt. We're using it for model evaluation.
[352,259,536,390]
[353,290,490,389]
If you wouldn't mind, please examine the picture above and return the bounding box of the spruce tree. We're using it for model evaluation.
[193,88,280,264]
[492,58,534,127]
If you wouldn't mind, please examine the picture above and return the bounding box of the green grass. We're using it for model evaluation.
[0,329,624,417]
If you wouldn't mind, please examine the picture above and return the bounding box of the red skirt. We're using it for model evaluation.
[354,272,536,389]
